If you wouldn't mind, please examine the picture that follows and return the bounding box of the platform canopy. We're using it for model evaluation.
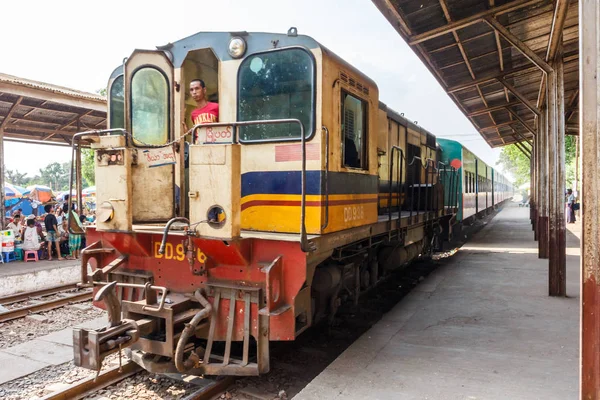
[0,73,106,146]
[372,0,578,148]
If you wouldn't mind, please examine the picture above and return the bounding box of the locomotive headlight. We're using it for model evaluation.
[207,205,226,228]
[228,37,247,59]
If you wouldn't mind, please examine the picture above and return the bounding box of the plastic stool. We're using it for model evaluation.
[14,248,23,261]
[2,252,16,263]
[24,251,38,262]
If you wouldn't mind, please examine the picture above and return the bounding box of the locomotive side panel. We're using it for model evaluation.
[319,48,380,233]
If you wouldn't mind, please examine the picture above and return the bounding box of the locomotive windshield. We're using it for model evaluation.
[131,67,169,145]
[109,75,124,129]
[238,48,314,141]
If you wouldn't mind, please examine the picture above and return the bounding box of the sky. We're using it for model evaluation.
[0,0,501,177]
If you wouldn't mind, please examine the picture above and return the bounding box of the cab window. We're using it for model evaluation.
[109,75,124,129]
[342,91,367,169]
[238,48,314,141]
[131,67,169,146]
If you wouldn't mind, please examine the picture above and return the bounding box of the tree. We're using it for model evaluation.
[81,149,95,186]
[496,145,530,187]
[497,135,579,189]
[39,162,67,191]
[4,167,29,186]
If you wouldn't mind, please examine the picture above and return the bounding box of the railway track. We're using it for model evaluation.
[0,283,93,323]
[37,359,234,400]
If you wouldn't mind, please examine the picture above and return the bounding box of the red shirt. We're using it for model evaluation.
[191,102,219,143]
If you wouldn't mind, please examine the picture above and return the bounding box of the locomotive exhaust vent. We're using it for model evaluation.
[339,71,369,95]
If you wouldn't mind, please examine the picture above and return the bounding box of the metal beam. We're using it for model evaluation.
[505,107,537,136]
[3,124,79,138]
[565,89,579,122]
[370,0,412,37]
[468,100,522,117]
[438,0,477,80]
[43,109,94,140]
[407,0,545,45]
[498,78,541,115]
[536,0,570,111]
[447,52,578,94]
[0,96,23,130]
[513,140,532,158]
[513,128,533,148]
[479,120,521,130]
[580,0,600,393]
[484,16,553,74]
[0,96,23,228]
[512,136,532,156]
[546,0,570,63]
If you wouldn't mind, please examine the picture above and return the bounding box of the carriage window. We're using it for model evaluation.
[238,48,314,141]
[109,75,124,129]
[131,67,169,146]
[342,92,367,169]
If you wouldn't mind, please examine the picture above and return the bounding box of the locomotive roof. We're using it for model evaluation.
[109,31,377,93]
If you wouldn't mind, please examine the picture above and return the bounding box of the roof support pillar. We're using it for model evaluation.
[0,127,4,230]
[0,96,23,229]
[580,0,600,395]
[547,47,566,297]
[75,119,83,215]
[531,136,536,233]
[538,106,549,259]
[554,46,567,295]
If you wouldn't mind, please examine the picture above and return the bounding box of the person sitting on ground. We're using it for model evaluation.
[43,204,63,261]
[22,218,41,253]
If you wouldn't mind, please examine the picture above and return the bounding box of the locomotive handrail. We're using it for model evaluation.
[67,128,129,234]
[68,121,315,252]
[321,126,330,232]
[407,156,422,224]
[388,146,404,232]
[186,118,314,252]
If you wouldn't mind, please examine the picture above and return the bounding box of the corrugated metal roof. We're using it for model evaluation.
[0,73,107,145]
[0,73,105,103]
[372,0,578,148]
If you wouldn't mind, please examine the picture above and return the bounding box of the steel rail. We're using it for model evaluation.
[39,361,142,400]
[0,283,80,305]
[182,376,236,400]
[0,290,92,323]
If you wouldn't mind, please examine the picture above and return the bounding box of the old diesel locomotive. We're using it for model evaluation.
[71,30,509,376]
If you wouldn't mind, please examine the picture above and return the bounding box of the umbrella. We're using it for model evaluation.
[4,183,28,199]
[82,186,96,197]
[27,184,54,203]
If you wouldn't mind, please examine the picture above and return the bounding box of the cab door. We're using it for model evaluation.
[124,50,176,223]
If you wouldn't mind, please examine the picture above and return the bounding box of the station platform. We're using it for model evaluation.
[296,203,579,400]
[0,259,80,297]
